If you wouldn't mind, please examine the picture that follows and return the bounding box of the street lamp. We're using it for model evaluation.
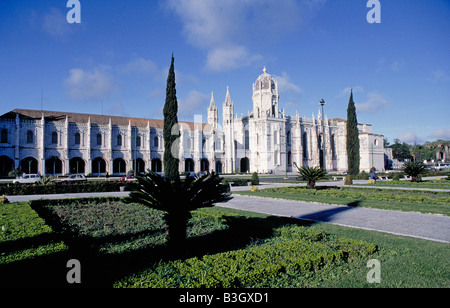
[319,99,326,171]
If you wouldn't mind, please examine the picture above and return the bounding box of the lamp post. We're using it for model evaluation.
[319,99,326,171]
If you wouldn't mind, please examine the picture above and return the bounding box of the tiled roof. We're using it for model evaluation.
[2,108,211,131]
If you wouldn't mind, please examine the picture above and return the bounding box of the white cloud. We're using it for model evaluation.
[273,72,302,94]
[429,128,450,141]
[356,92,388,113]
[178,90,209,117]
[206,46,262,72]
[120,58,159,76]
[64,66,117,101]
[165,0,324,71]
[398,132,422,145]
[428,69,450,83]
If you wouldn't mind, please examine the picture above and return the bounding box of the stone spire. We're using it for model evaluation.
[207,91,218,129]
[224,86,232,106]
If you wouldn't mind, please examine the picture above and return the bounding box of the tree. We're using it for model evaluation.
[346,89,360,175]
[128,55,232,249]
[402,161,427,182]
[129,172,231,248]
[163,55,180,181]
[389,139,412,161]
[294,163,327,189]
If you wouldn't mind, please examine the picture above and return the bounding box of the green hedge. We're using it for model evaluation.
[0,202,68,265]
[0,181,132,196]
[0,202,52,242]
[114,225,376,288]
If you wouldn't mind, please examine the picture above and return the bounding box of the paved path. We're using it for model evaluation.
[219,195,450,243]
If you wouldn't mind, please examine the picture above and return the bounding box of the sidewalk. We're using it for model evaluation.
[219,195,450,243]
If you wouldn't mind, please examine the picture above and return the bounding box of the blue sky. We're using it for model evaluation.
[0,0,449,144]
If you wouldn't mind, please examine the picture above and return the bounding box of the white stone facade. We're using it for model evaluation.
[0,68,386,176]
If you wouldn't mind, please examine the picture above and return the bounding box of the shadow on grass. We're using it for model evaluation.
[1,199,361,288]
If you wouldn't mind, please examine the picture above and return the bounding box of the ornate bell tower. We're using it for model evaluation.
[252,67,280,119]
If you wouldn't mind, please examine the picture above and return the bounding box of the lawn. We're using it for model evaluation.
[353,179,450,190]
[1,197,448,288]
[235,186,450,216]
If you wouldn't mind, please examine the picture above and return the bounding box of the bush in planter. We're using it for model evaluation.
[344,174,353,185]
[251,172,260,185]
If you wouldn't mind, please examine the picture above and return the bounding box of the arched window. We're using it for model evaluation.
[113,158,126,174]
[153,136,159,148]
[136,136,141,147]
[96,133,102,146]
[117,134,122,146]
[151,158,162,173]
[74,132,81,145]
[200,159,209,172]
[0,129,7,143]
[287,131,291,146]
[51,131,58,144]
[185,159,195,173]
[27,130,34,144]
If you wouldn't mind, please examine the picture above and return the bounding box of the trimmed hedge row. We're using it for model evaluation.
[0,202,68,265]
[114,225,377,288]
[0,181,132,196]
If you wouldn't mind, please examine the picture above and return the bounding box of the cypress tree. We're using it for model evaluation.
[163,55,180,181]
[346,89,360,175]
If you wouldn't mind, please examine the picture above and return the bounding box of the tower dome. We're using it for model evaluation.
[252,67,279,118]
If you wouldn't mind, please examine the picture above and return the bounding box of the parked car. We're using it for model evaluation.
[120,174,137,182]
[60,174,87,183]
[12,174,42,184]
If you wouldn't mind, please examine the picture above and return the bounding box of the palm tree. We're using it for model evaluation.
[402,161,427,182]
[294,163,327,189]
[128,172,232,248]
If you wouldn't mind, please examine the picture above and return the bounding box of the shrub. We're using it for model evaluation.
[402,162,427,182]
[392,174,400,181]
[355,171,369,180]
[294,164,327,189]
[251,185,259,192]
[0,202,53,243]
[251,172,260,185]
[344,174,353,185]
[0,194,9,204]
[114,225,376,288]
[0,181,130,196]
[128,172,232,248]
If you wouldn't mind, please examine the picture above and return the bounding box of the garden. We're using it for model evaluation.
[1,195,449,288]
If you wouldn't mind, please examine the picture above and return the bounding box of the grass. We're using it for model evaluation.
[1,198,449,288]
[353,179,450,190]
[235,186,450,216]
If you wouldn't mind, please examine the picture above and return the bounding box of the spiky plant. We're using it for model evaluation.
[128,172,232,248]
[402,161,427,182]
[294,163,327,189]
